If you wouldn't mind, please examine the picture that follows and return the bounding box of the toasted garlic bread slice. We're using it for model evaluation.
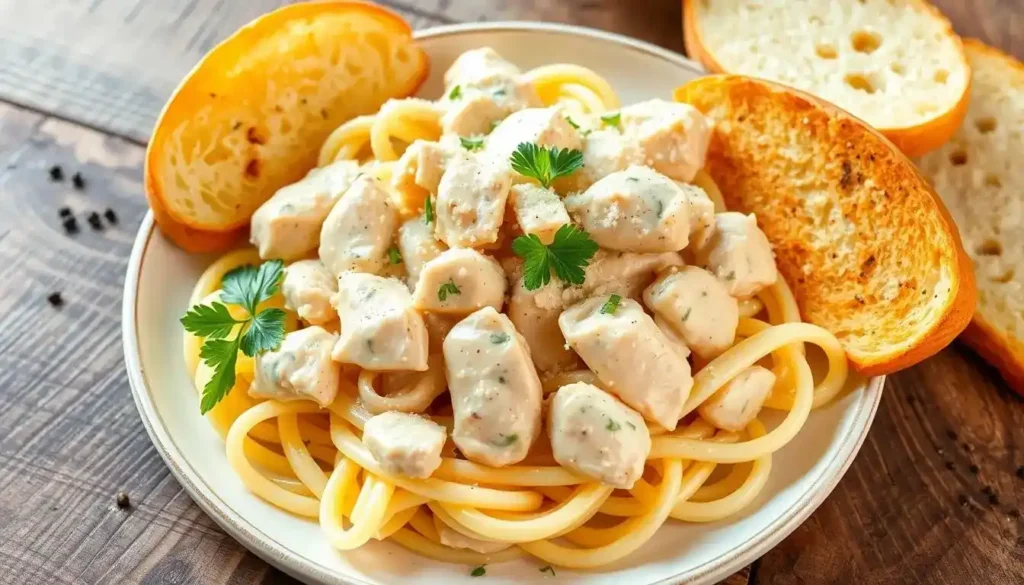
[676,75,975,375]
[918,40,1024,393]
[145,2,428,252]
[683,0,970,157]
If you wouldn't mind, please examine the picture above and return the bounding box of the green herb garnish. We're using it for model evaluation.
[490,332,510,344]
[565,116,580,130]
[438,278,461,302]
[509,142,584,188]
[181,261,286,414]
[470,565,486,577]
[540,565,556,576]
[459,136,485,151]
[388,246,402,265]
[493,433,518,446]
[423,196,435,224]
[600,294,622,315]
[449,85,462,100]
[512,224,598,291]
[600,112,621,128]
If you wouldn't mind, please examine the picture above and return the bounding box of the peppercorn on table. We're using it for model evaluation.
[0,1,1019,585]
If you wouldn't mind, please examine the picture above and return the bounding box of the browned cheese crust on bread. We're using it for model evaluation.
[677,75,976,375]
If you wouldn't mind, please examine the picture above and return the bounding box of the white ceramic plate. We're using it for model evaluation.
[123,22,884,585]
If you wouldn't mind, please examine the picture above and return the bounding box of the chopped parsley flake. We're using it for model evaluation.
[540,565,556,576]
[490,332,510,344]
[387,246,402,265]
[449,85,462,100]
[460,135,485,151]
[423,196,435,224]
[470,565,485,577]
[493,433,518,447]
[600,294,622,315]
[600,112,621,128]
[606,419,621,432]
[437,279,461,302]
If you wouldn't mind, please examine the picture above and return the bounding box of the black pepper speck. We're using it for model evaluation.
[71,172,85,189]
[103,208,118,224]
[62,217,79,234]
[87,212,103,230]
[49,165,63,181]
[116,492,131,509]
[969,464,979,474]
[47,292,63,307]
[58,206,72,218]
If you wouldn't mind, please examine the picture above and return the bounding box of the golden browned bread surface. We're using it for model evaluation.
[918,40,1024,393]
[677,75,976,375]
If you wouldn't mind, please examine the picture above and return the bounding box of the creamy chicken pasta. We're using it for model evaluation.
[181,48,850,571]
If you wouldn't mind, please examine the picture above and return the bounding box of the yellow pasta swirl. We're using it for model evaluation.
[185,62,850,571]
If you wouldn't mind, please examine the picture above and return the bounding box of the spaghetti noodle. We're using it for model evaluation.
[183,54,850,571]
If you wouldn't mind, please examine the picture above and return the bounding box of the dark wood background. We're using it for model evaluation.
[0,1,1020,584]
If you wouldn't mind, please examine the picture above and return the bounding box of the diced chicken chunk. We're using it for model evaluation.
[412,248,506,314]
[655,315,691,360]
[442,94,506,137]
[319,175,397,277]
[433,517,511,553]
[698,366,776,432]
[679,182,716,249]
[576,128,643,190]
[281,260,337,325]
[643,266,739,359]
[362,411,446,478]
[694,212,778,299]
[443,47,540,116]
[443,307,543,467]
[250,160,361,260]
[249,326,340,407]
[510,183,570,244]
[559,296,692,430]
[508,278,579,374]
[397,217,447,285]
[565,165,690,252]
[508,250,682,374]
[444,47,521,88]
[621,99,710,182]
[435,154,511,248]
[332,272,428,371]
[486,107,582,169]
[548,382,651,489]
[391,140,449,212]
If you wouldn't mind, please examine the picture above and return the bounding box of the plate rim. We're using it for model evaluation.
[122,20,886,585]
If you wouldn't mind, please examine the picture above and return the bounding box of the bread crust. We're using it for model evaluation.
[676,75,976,375]
[930,39,1024,395]
[144,1,428,251]
[682,0,971,157]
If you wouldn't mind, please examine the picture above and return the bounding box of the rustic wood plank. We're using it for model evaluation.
[0,100,296,585]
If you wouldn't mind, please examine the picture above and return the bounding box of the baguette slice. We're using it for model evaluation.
[676,75,975,375]
[683,0,970,157]
[145,1,428,252]
[917,40,1024,393]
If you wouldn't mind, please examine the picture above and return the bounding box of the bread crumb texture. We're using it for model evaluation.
[680,76,970,372]
[692,0,968,132]
[918,40,1024,388]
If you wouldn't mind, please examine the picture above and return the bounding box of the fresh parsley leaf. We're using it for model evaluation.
[490,332,510,344]
[438,279,461,302]
[240,308,286,357]
[459,136,485,151]
[493,88,507,97]
[509,143,584,188]
[511,225,599,291]
[600,294,622,315]
[423,196,435,224]
[600,112,621,128]
[565,116,580,130]
[470,565,486,577]
[626,421,637,430]
[388,246,402,265]
[221,260,284,314]
[606,419,621,431]
[198,337,240,414]
[183,260,288,415]
[180,302,242,339]
[449,85,462,100]
[539,565,556,576]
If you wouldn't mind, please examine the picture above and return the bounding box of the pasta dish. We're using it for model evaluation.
[180,48,849,571]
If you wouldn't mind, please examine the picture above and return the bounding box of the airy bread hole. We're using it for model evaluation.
[949,150,968,166]
[975,117,997,134]
[850,30,882,54]
[844,73,877,94]
[933,69,949,84]
[991,269,1014,284]
[984,173,1002,188]
[815,44,838,59]
[976,239,1003,256]
[890,62,905,75]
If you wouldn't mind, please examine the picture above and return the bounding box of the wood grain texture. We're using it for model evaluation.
[0,1,1019,585]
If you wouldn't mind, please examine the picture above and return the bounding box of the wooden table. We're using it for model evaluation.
[0,1,1020,583]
